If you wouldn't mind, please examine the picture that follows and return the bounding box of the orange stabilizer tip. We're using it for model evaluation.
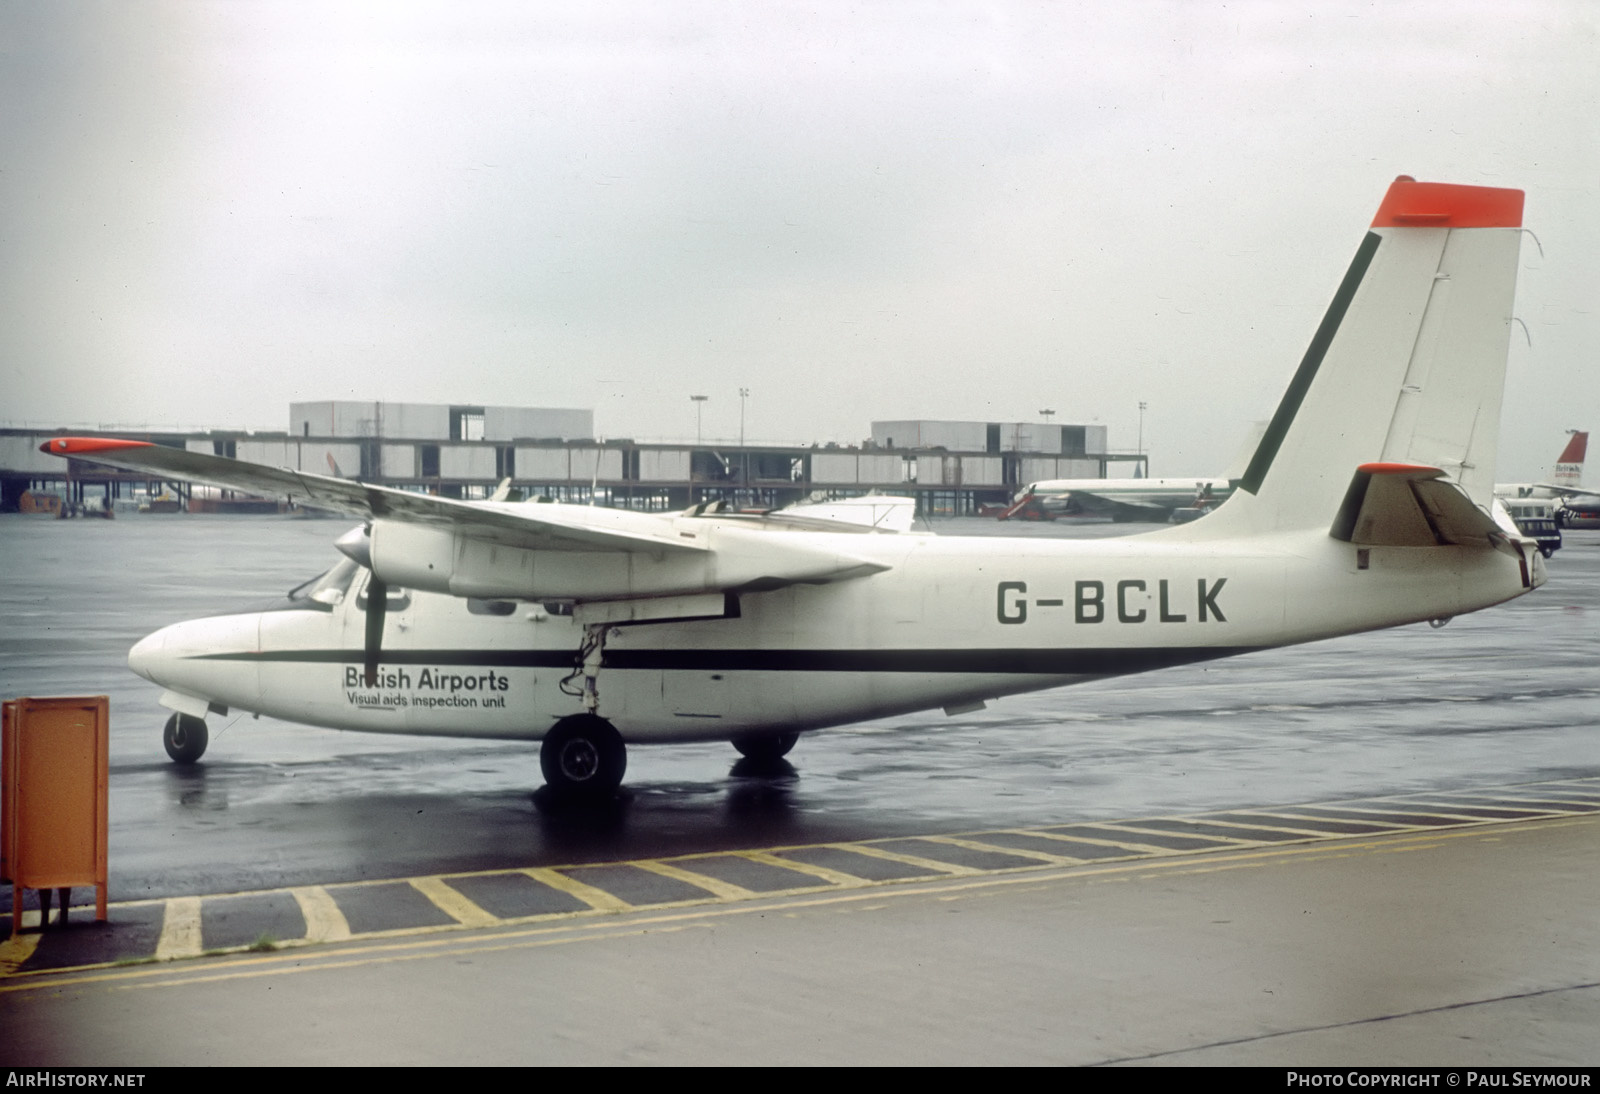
[39,437,156,457]
[1371,178,1524,229]
[1357,462,1444,476]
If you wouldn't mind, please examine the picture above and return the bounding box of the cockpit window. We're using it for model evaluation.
[288,557,361,606]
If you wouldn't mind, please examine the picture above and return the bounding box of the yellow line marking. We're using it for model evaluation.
[1244,809,1494,830]
[409,877,499,928]
[13,816,1591,997]
[0,932,41,974]
[290,886,351,944]
[1134,816,1383,838]
[1467,796,1599,811]
[1017,829,1185,855]
[155,897,202,961]
[634,860,755,900]
[916,834,1086,865]
[4,783,1590,981]
[734,851,870,888]
[830,842,981,876]
[522,868,632,913]
[1094,815,1280,844]
[1257,805,1480,824]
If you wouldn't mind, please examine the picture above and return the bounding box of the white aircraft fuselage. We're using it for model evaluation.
[130,514,1537,744]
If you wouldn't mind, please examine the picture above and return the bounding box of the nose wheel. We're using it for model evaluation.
[163,713,209,764]
[540,714,626,798]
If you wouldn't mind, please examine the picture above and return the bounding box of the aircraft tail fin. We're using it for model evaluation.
[1552,431,1587,489]
[1193,177,1524,537]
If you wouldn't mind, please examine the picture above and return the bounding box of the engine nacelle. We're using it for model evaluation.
[360,518,888,602]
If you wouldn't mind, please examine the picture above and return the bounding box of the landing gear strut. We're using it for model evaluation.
[163,713,208,764]
[540,714,626,798]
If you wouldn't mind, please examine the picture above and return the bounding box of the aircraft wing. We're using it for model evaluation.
[43,438,898,604]
[1530,483,1600,499]
[1329,463,1506,547]
[41,436,703,555]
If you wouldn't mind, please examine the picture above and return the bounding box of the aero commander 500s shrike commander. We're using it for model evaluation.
[48,177,1542,799]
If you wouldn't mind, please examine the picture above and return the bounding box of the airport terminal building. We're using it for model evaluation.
[2,401,1141,517]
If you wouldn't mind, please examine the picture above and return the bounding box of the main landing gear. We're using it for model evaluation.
[540,714,627,798]
[163,713,209,764]
[731,732,799,762]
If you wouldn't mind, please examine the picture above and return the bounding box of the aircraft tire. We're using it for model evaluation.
[540,715,626,797]
[163,713,208,764]
[731,732,798,761]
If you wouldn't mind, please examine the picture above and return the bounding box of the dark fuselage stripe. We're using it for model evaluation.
[192,646,1265,674]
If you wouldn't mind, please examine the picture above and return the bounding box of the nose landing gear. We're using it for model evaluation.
[163,713,209,764]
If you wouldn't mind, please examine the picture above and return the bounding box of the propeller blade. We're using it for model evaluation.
[364,574,387,687]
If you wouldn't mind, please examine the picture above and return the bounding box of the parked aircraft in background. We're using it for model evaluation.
[45,176,1542,799]
[1496,430,1588,502]
[1004,424,1268,523]
[1496,431,1596,533]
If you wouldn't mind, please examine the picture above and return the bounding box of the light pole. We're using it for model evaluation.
[1137,401,1148,477]
[1039,409,1055,423]
[738,387,750,497]
[691,395,708,445]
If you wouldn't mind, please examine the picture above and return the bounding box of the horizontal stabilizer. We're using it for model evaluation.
[1330,463,1502,547]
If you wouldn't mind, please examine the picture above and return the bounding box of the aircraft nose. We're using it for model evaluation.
[128,629,168,683]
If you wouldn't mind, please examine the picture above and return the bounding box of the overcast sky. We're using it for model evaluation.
[2,1,1595,480]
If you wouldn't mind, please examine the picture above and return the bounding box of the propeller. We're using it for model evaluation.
[364,574,387,687]
[334,524,387,687]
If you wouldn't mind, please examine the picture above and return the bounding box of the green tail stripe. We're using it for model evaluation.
[1239,231,1383,495]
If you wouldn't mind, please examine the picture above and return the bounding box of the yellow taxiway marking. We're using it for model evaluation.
[155,897,203,961]
[4,779,1593,981]
[634,860,755,900]
[522,868,633,913]
[409,877,499,928]
[1240,809,1490,831]
[1012,828,1185,855]
[734,850,870,889]
[915,834,1086,865]
[831,842,982,876]
[290,886,351,944]
[0,932,41,975]
[1288,802,1556,823]
[1207,811,1411,831]
[1438,794,1597,812]
[1094,820,1279,842]
[11,816,1591,998]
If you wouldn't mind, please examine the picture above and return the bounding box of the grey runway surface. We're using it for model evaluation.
[1,513,1597,1065]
